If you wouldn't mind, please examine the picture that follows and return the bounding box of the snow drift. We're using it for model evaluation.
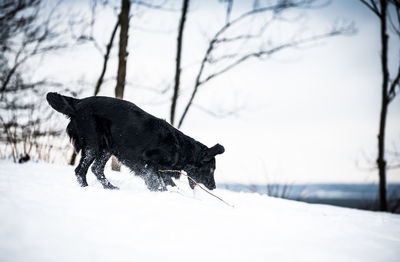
[0,161,399,262]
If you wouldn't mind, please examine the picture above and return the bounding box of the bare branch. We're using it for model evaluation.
[388,3,400,36]
[388,67,400,101]
[133,0,179,11]
[360,0,381,17]
[219,0,233,24]
[207,30,346,84]
[214,1,303,40]
[214,33,261,44]
[192,103,244,118]
[94,18,120,96]
[1,0,67,93]
[159,169,234,207]
[176,0,353,128]
[177,24,349,128]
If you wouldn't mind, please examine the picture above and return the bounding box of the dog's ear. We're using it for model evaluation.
[209,144,225,156]
[202,144,225,162]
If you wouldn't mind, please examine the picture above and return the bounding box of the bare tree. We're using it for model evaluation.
[1,0,66,93]
[175,0,354,128]
[69,0,170,167]
[0,0,69,163]
[170,0,190,126]
[359,0,400,211]
[78,0,173,97]
[68,0,121,96]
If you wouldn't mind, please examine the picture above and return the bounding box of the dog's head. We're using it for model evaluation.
[187,144,225,190]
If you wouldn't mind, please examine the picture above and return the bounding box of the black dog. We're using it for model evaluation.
[46,93,224,191]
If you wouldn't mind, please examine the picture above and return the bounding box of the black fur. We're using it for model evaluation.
[46,92,224,191]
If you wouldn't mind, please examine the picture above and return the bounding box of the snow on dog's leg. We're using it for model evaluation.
[159,171,177,188]
[75,149,96,187]
[139,170,167,192]
[91,152,119,190]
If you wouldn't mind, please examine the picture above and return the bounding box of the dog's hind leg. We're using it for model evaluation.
[160,171,176,188]
[75,149,96,187]
[91,152,119,190]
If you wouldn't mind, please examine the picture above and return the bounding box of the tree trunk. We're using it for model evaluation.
[111,156,121,172]
[69,151,77,165]
[170,0,190,126]
[115,0,130,99]
[377,107,388,211]
[112,0,130,171]
[377,0,389,211]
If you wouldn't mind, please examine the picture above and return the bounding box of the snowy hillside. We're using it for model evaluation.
[0,161,399,262]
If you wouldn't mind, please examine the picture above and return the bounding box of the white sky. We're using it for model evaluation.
[36,0,400,184]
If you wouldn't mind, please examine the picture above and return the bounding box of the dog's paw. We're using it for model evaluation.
[103,183,119,190]
[76,177,88,187]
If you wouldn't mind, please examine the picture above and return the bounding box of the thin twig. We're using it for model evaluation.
[159,169,234,207]
[94,17,120,96]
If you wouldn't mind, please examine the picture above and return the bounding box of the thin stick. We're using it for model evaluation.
[159,169,234,207]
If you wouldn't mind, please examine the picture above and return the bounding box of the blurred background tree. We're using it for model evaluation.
[0,0,71,163]
[359,0,400,211]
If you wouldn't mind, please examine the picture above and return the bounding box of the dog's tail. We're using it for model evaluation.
[46,92,79,117]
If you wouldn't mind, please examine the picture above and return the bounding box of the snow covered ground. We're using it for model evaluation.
[0,161,399,262]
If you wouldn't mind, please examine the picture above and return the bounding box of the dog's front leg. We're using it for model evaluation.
[75,149,96,187]
[140,170,167,192]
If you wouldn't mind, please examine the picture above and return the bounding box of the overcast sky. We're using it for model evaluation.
[37,0,400,184]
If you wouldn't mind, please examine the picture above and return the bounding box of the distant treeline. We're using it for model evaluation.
[219,183,400,213]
